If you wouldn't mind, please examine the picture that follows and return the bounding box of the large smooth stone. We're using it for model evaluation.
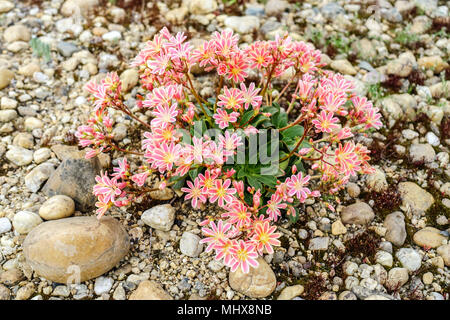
[229,257,276,298]
[23,216,129,283]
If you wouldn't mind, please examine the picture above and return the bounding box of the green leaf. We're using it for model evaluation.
[261,106,279,115]
[247,176,262,191]
[240,110,255,125]
[273,110,288,128]
[282,125,304,139]
[171,176,187,190]
[189,168,199,181]
[254,174,277,187]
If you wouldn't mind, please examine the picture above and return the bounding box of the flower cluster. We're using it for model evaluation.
[77,27,382,273]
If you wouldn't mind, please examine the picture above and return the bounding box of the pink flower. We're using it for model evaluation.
[200,220,233,253]
[251,221,281,255]
[181,178,207,209]
[147,142,182,173]
[93,171,126,204]
[131,172,149,187]
[112,158,129,179]
[217,87,245,110]
[209,179,236,207]
[222,201,252,228]
[197,169,219,193]
[266,193,287,221]
[229,240,259,273]
[286,172,311,201]
[240,82,262,110]
[213,108,239,129]
[312,110,340,133]
[151,103,178,128]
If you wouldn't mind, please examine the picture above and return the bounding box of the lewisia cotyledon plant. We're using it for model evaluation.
[76,27,382,273]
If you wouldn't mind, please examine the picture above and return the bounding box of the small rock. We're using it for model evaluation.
[15,283,35,300]
[129,280,172,300]
[23,216,130,283]
[0,217,12,234]
[229,257,276,298]
[0,269,24,286]
[308,237,329,251]
[398,182,434,214]
[102,31,122,42]
[24,163,55,193]
[396,248,422,272]
[12,211,43,234]
[57,41,80,57]
[180,232,203,257]
[277,285,304,300]
[386,267,409,290]
[425,132,440,147]
[0,0,14,13]
[185,0,217,15]
[0,109,17,122]
[330,59,357,75]
[413,227,446,248]
[375,251,393,267]
[39,195,75,220]
[33,148,51,164]
[383,211,407,246]
[165,6,188,24]
[141,204,175,231]
[422,272,433,285]
[341,202,374,225]
[52,285,70,297]
[265,0,289,16]
[436,244,450,266]
[224,16,260,34]
[112,284,126,300]
[94,277,114,295]
[3,25,30,43]
[1,96,17,109]
[346,182,360,197]
[120,69,139,93]
[24,117,43,131]
[0,285,10,300]
[409,144,436,163]
[331,220,347,235]
[0,69,14,89]
[61,0,99,17]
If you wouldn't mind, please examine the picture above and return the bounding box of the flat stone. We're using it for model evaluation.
[129,280,172,300]
[23,216,130,283]
[3,25,30,43]
[308,237,329,251]
[42,151,101,211]
[0,109,17,122]
[398,182,434,214]
[0,269,24,286]
[413,227,447,248]
[224,15,260,34]
[39,195,75,220]
[409,144,436,163]
[229,257,276,298]
[331,220,347,235]
[375,251,393,267]
[24,163,55,193]
[277,285,304,300]
[341,202,374,225]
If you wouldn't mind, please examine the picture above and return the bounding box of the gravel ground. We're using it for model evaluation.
[0,0,449,300]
